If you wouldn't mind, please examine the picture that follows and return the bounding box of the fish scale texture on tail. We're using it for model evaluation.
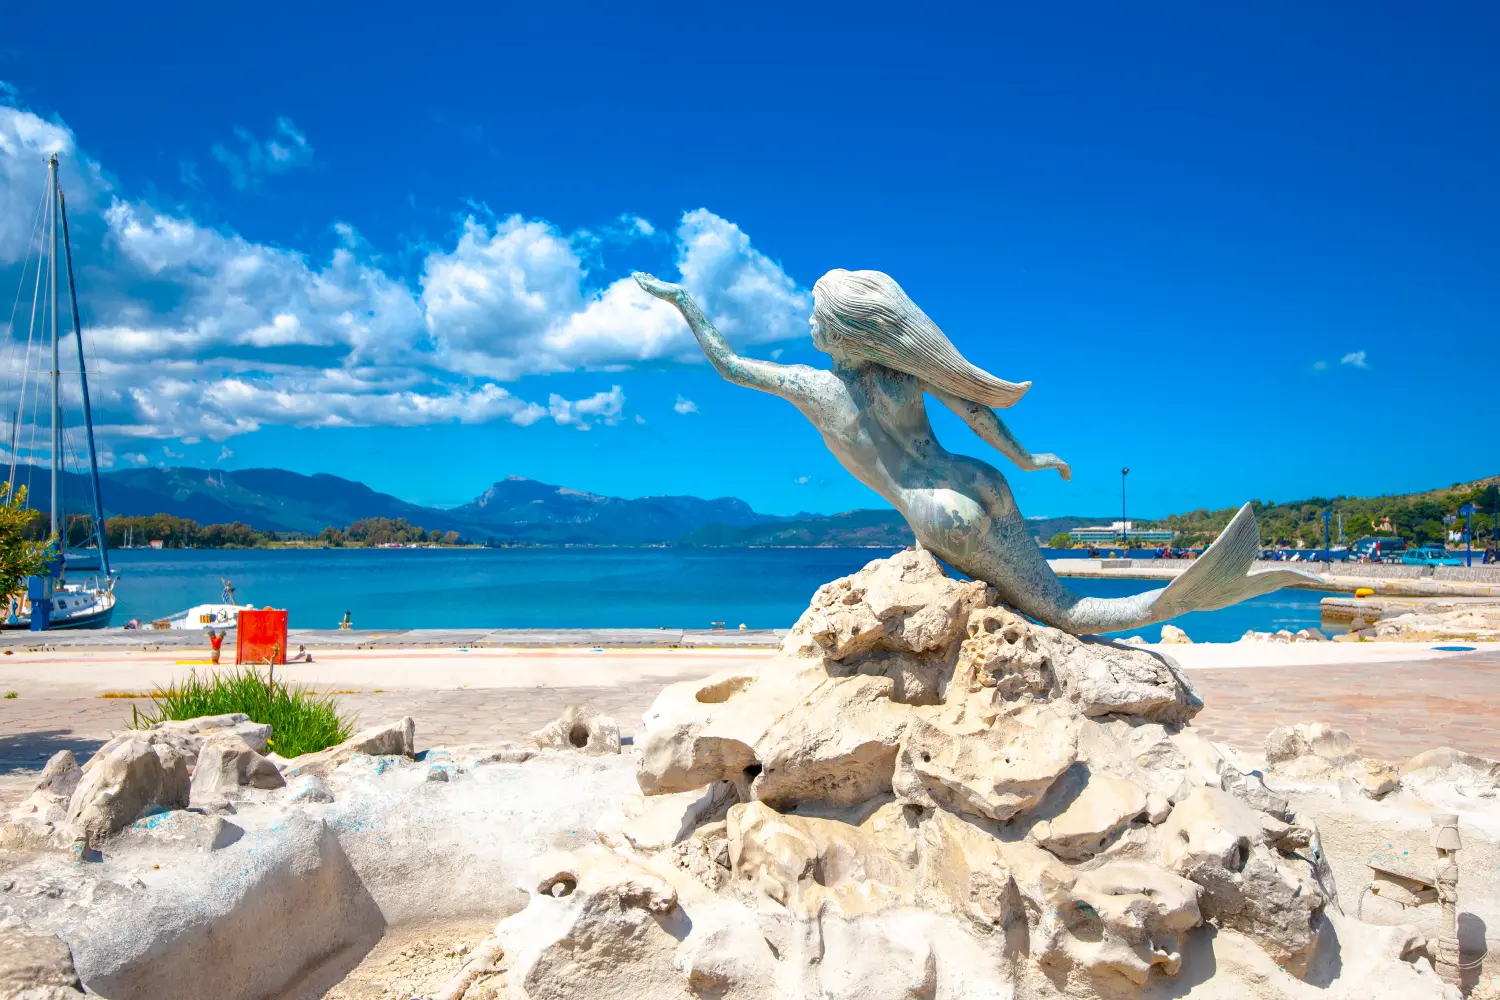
[1149,503,1316,621]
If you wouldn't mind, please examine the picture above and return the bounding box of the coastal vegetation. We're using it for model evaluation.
[104,513,468,549]
[0,483,52,597]
[1146,477,1499,549]
[318,517,462,548]
[130,666,354,757]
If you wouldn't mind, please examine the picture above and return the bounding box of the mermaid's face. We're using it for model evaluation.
[810,313,829,352]
[809,307,842,357]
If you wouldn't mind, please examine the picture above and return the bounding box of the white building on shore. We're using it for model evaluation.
[1068,521,1174,545]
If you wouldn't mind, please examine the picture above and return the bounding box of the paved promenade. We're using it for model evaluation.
[2,640,1497,811]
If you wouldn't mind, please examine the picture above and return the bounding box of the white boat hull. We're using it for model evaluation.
[1,587,116,631]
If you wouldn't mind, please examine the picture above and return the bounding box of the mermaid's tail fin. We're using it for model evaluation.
[1148,503,1316,621]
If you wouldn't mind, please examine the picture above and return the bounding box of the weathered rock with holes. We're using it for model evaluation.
[893,706,1078,821]
[530,705,621,756]
[1009,844,1203,986]
[1265,722,1402,799]
[559,550,1408,997]
[1160,786,1326,972]
[495,846,689,999]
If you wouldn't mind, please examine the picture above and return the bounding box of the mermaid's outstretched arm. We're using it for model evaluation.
[633,273,831,403]
[924,383,1072,480]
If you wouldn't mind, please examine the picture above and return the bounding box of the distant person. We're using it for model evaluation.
[208,629,224,665]
[288,644,313,663]
[339,610,353,631]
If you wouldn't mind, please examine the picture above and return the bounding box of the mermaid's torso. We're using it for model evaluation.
[802,363,1026,564]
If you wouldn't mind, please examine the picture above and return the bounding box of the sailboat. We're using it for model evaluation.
[2,154,116,630]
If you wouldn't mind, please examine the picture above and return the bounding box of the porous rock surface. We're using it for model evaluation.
[1264,722,1401,799]
[496,550,1441,999]
[530,704,621,756]
[0,720,639,1000]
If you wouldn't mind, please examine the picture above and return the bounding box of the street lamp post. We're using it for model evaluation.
[1322,509,1331,565]
[1121,467,1130,557]
[1460,503,1476,568]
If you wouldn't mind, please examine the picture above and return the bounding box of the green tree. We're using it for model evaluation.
[1047,532,1073,549]
[0,484,52,599]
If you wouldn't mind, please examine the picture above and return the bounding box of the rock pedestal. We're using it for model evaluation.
[493,550,1436,998]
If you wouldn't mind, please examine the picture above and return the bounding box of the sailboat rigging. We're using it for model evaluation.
[3,153,116,630]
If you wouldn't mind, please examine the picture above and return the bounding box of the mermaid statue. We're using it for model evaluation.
[634,268,1309,634]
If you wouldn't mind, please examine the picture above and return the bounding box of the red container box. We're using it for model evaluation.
[236,608,288,665]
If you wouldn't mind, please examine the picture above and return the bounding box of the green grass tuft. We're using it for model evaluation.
[3,690,16,699]
[130,666,354,758]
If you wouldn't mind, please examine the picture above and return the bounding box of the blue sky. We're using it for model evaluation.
[0,2,1495,517]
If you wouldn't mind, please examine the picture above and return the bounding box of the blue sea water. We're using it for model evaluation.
[103,547,1340,643]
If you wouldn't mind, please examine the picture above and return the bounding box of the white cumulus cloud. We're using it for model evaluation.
[548,385,624,431]
[0,100,811,450]
[673,395,698,415]
[1340,350,1368,369]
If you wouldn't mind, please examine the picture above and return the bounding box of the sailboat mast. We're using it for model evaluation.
[47,154,61,546]
[58,177,110,578]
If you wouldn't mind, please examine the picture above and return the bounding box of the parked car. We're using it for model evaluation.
[1400,546,1464,567]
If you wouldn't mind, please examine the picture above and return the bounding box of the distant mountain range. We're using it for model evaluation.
[16,464,1111,547]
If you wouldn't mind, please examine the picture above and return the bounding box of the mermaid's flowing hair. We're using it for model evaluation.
[811,269,1030,407]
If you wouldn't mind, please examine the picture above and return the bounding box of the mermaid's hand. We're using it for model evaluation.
[633,272,687,303]
[1033,454,1072,481]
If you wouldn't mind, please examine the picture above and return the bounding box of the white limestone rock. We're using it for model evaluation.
[1401,746,1500,800]
[110,810,244,853]
[1031,772,1150,860]
[1264,722,1401,799]
[148,713,272,754]
[1266,722,1359,769]
[894,707,1078,822]
[1159,786,1327,972]
[281,716,416,779]
[750,675,911,806]
[87,714,271,771]
[0,923,85,998]
[7,751,82,827]
[615,552,1372,995]
[189,734,286,809]
[789,548,993,668]
[1160,623,1193,644]
[65,738,191,847]
[1023,851,1203,985]
[496,846,688,1000]
[530,704,622,756]
[284,774,335,804]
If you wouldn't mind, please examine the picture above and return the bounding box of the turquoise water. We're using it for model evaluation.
[103,547,1338,643]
